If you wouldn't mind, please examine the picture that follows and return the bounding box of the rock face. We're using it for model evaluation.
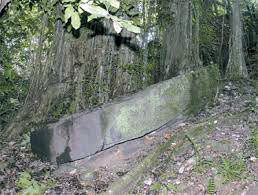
[31,65,220,164]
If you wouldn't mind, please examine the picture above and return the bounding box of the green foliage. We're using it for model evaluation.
[185,134,201,161]
[122,63,144,75]
[150,183,162,190]
[71,11,81,29]
[48,96,72,119]
[111,16,141,33]
[0,71,28,129]
[207,177,215,195]
[64,4,75,23]
[20,133,31,147]
[194,159,215,174]
[218,157,246,183]
[16,172,46,194]
[80,2,109,19]
[16,171,56,194]
[150,182,178,193]
[250,128,258,157]
[199,22,216,48]
[161,187,168,195]
[62,0,141,33]
[166,182,179,192]
[0,0,54,130]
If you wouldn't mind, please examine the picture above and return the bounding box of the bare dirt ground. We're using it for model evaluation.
[0,80,257,194]
[132,80,258,195]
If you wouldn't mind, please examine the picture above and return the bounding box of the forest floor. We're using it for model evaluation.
[0,80,257,195]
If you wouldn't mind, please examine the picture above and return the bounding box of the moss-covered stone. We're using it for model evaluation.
[102,64,220,147]
[31,65,220,164]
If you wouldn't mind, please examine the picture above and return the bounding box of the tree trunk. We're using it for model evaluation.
[4,3,144,139]
[160,0,198,80]
[192,0,202,67]
[225,0,248,79]
[218,0,226,72]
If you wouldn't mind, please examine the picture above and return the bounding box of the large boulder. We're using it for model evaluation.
[31,109,104,164]
[31,65,220,164]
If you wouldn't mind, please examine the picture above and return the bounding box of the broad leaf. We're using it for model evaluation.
[113,21,122,33]
[99,0,120,9]
[87,14,103,22]
[110,15,119,21]
[67,24,72,32]
[62,0,76,3]
[71,12,81,29]
[64,5,74,23]
[81,0,93,3]
[80,3,109,18]
[111,16,141,34]
[78,7,84,14]
[120,21,141,33]
[108,0,120,9]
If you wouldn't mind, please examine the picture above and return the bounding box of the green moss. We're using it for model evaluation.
[189,65,219,114]
[116,105,139,136]
[104,65,219,144]
[114,92,162,138]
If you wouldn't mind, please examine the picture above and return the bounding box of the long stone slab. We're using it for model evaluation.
[31,65,220,164]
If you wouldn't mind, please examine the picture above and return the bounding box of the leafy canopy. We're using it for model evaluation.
[62,0,141,33]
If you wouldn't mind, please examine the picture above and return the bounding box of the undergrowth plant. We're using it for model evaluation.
[16,171,55,194]
[194,159,215,174]
[150,182,179,194]
[218,157,246,183]
[250,129,258,157]
[17,172,46,194]
[207,177,215,195]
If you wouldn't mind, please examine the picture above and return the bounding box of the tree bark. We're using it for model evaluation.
[225,0,248,79]
[192,0,202,67]
[160,0,199,80]
[218,0,226,70]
